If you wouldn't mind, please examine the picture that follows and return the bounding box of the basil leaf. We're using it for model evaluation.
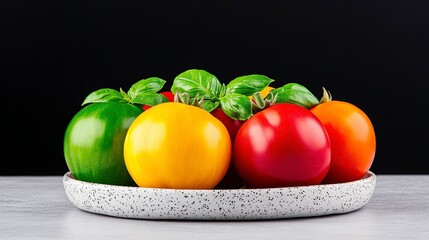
[219,83,227,97]
[120,88,130,101]
[271,83,319,108]
[220,93,253,120]
[226,74,274,96]
[200,100,219,113]
[128,77,166,99]
[171,69,222,99]
[130,92,169,106]
[82,88,125,106]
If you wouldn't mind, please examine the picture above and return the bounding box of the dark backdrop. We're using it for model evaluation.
[1,1,428,175]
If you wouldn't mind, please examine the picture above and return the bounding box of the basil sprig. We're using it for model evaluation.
[171,69,274,120]
[82,77,169,107]
[266,83,319,108]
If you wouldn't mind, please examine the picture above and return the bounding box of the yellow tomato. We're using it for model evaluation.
[124,102,231,189]
[260,86,275,98]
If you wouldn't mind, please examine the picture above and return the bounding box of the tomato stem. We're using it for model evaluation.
[320,87,332,103]
[253,92,266,109]
[251,91,278,113]
[174,92,205,108]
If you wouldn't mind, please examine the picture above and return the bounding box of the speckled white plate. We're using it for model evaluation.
[63,171,376,220]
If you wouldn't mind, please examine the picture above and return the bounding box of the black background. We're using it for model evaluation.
[1,1,428,175]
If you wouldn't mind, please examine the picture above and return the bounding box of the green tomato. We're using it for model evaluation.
[64,102,142,186]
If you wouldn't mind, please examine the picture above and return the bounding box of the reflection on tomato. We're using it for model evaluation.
[124,102,231,189]
[233,103,331,188]
[310,100,376,183]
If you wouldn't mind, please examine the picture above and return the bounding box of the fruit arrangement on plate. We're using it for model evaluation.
[63,69,376,190]
[63,69,377,220]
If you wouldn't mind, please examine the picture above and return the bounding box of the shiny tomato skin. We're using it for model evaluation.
[211,108,246,189]
[310,100,376,183]
[233,103,331,188]
[64,102,142,186]
[124,102,231,189]
[142,91,175,110]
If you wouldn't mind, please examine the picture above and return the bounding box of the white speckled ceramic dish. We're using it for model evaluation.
[63,171,376,220]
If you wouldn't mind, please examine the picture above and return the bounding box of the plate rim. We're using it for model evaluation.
[63,171,376,192]
[63,171,377,220]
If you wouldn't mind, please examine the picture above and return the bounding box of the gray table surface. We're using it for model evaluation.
[1,174,428,240]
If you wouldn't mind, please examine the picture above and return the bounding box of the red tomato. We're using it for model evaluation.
[233,103,331,188]
[142,91,175,110]
[310,100,376,183]
[211,108,246,189]
[210,108,245,141]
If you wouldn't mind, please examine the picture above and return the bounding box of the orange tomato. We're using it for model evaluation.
[310,100,376,183]
[124,102,231,189]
